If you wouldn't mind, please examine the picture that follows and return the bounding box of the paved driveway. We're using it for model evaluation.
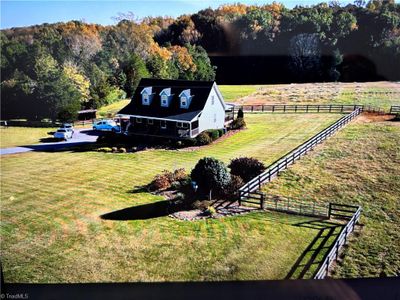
[0,129,101,155]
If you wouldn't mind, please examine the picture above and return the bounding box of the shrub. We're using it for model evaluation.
[204,206,217,216]
[161,170,174,182]
[191,157,231,198]
[218,129,225,137]
[222,175,244,200]
[96,147,112,153]
[111,147,118,153]
[196,132,212,145]
[231,118,246,130]
[192,200,211,210]
[207,129,220,141]
[183,138,197,147]
[119,147,127,153]
[228,157,266,182]
[149,174,172,191]
[237,108,244,119]
[173,168,188,181]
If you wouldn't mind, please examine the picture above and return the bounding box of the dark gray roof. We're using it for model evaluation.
[118,78,214,121]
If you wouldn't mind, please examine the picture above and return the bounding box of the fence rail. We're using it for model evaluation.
[239,108,362,197]
[314,205,362,279]
[390,105,400,114]
[234,104,385,114]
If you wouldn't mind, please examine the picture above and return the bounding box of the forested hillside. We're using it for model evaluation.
[1,0,399,121]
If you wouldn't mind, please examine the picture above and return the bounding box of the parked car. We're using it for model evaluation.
[53,128,73,140]
[61,123,74,133]
[93,120,120,132]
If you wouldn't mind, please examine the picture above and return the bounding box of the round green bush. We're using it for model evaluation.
[196,132,212,145]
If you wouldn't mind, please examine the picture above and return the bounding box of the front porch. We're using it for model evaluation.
[119,116,199,139]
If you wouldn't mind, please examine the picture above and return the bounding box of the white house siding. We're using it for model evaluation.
[197,84,226,133]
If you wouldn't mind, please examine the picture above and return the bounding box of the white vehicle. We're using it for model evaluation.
[61,123,74,133]
[53,128,73,140]
[93,120,120,132]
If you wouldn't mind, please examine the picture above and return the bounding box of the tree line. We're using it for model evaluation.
[1,20,215,121]
[1,0,399,121]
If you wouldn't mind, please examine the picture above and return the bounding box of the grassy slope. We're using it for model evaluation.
[0,114,342,283]
[97,99,130,118]
[0,127,57,149]
[262,117,400,277]
[218,85,259,102]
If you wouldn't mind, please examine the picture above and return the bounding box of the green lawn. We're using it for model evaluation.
[262,117,400,278]
[0,113,343,283]
[97,99,130,118]
[0,127,56,148]
[218,85,260,102]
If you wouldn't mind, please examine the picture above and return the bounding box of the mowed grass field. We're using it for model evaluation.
[0,127,57,148]
[0,113,343,283]
[262,115,400,278]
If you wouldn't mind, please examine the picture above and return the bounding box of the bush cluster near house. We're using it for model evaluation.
[148,155,265,208]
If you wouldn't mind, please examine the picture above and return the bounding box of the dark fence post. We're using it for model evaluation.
[260,194,265,210]
[238,190,242,206]
[328,203,332,218]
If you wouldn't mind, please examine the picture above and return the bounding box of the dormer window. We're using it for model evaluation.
[159,88,173,107]
[161,95,168,107]
[141,87,153,105]
[180,96,187,107]
[179,89,192,109]
[143,94,149,104]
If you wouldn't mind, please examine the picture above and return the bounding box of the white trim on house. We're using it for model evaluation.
[116,113,199,123]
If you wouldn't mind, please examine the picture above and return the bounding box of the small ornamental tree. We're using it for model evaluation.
[228,157,266,182]
[191,157,231,199]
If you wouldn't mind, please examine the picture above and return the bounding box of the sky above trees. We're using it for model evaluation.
[1,0,357,29]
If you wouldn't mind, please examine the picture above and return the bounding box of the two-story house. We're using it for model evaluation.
[116,78,234,139]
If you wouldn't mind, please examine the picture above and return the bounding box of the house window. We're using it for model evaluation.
[147,119,153,125]
[214,113,217,123]
[177,122,183,128]
[142,94,149,105]
[211,96,215,105]
[182,123,189,129]
[136,118,142,123]
[161,95,168,107]
[180,96,187,108]
[160,120,167,129]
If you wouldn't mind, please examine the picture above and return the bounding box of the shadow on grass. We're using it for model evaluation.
[100,200,181,221]
[285,219,344,279]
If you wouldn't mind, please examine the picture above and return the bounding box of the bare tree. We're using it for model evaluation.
[289,33,322,81]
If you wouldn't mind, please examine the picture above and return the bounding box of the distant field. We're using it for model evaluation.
[262,114,400,278]
[0,113,342,282]
[236,81,400,110]
[0,127,56,148]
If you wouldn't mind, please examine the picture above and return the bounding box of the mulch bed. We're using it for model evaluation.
[169,203,260,221]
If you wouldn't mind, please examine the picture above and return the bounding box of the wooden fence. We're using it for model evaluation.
[314,204,362,279]
[234,104,385,114]
[238,190,362,279]
[390,105,400,114]
[239,108,362,197]
[238,192,329,218]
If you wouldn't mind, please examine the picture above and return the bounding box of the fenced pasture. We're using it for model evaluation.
[235,104,384,114]
[0,113,345,283]
[239,109,361,196]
